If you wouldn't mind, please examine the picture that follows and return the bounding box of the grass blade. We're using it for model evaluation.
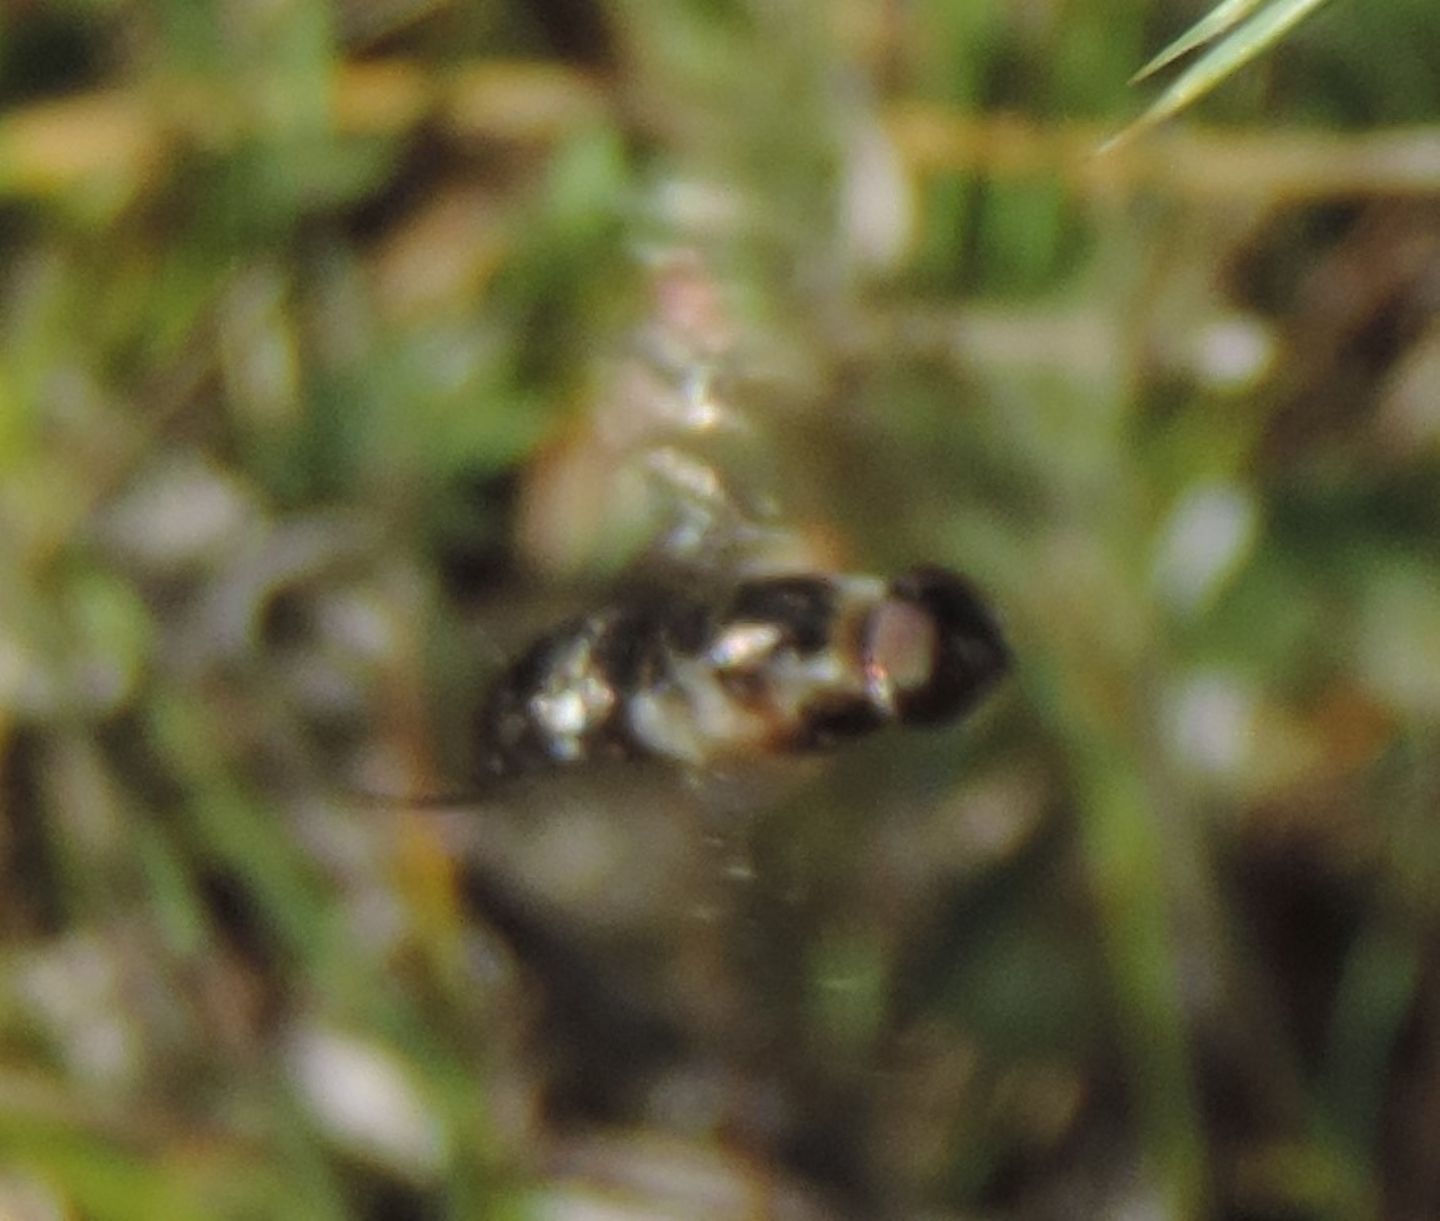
[1106,0,1335,149]
[1130,0,1270,83]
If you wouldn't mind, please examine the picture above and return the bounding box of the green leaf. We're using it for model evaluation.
[1107,0,1336,149]
[1130,0,1271,83]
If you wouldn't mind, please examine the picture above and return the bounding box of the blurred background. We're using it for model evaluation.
[0,1,1438,1218]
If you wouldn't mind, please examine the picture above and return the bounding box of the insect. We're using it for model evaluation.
[416,229,1011,1218]
[476,565,1008,781]
[464,249,1010,790]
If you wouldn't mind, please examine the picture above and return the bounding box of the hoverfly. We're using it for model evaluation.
[465,249,1010,793]
[405,231,1012,1212]
[477,566,1008,781]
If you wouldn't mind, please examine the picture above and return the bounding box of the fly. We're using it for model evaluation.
[476,565,1008,781]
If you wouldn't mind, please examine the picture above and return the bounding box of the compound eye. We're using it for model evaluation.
[887,566,1010,724]
[863,596,940,714]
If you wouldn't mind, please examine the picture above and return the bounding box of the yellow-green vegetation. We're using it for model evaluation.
[0,2,1437,1218]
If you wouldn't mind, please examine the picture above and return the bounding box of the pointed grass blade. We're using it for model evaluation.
[1105,0,1335,151]
[1130,0,1270,83]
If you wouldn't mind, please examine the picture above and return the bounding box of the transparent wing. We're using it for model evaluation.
[515,240,828,592]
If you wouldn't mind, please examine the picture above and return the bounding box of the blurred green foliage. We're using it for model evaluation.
[0,2,1437,1219]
